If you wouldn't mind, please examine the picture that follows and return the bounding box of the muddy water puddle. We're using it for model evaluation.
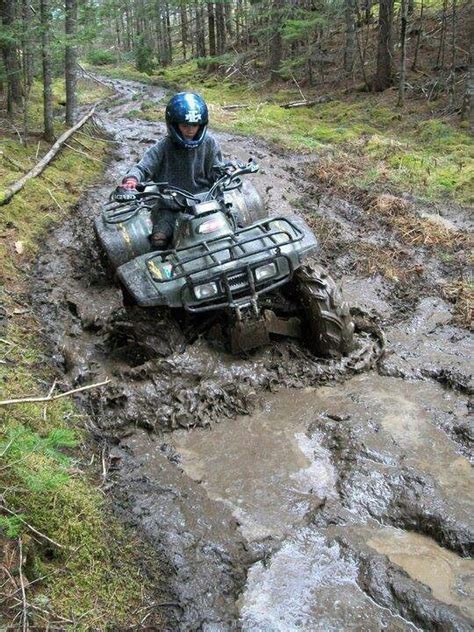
[171,387,336,540]
[367,527,474,619]
[165,373,473,628]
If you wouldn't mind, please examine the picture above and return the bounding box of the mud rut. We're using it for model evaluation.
[31,79,473,630]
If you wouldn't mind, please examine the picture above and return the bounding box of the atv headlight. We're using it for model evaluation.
[194,282,218,300]
[197,217,226,234]
[254,262,277,282]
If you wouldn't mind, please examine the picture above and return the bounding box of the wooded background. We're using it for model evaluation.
[1,0,472,138]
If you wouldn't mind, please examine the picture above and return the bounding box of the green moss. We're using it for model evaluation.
[0,80,155,629]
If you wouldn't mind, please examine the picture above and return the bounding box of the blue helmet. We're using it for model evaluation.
[165,92,209,149]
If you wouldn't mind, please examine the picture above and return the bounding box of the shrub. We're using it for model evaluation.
[86,48,116,66]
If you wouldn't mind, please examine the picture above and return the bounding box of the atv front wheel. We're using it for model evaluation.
[295,264,354,358]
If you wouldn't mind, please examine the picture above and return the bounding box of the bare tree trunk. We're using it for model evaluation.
[166,0,172,63]
[208,3,216,56]
[447,0,456,107]
[344,0,356,76]
[398,0,408,106]
[215,0,226,55]
[460,4,473,125]
[1,0,23,114]
[21,0,34,88]
[65,0,78,126]
[225,0,233,37]
[180,0,188,59]
[40,0,54,141]
[269,0,284,80]
[195,1,206,57]
[411,0,424,71]
[436,0,448,69]
[372,0,394,91]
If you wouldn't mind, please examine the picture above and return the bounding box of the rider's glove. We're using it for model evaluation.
[112,177,139,202]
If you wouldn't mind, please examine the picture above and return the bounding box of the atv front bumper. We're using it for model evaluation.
[117,214,318,310]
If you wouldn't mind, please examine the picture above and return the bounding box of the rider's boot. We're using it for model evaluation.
[149,231,169,250]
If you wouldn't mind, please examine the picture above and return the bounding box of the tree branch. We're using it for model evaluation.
[0,104,100,206]
[0,378,110,407]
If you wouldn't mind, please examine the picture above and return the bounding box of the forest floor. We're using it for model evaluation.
[1,71,473,629]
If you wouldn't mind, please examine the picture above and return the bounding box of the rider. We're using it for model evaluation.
[114,92,226,250]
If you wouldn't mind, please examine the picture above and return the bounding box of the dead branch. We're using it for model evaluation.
[77,63,112,89]
[280,96,333,108]
[0,104,99,207]
[18,539,28,632]
[0,378,110,407]
[63,141,106,163]
[0,505,65,549]
[221,104,250,110]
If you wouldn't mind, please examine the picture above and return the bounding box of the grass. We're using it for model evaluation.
[365,193,468,248]
[441,278,473,329]
[0,77,160,629]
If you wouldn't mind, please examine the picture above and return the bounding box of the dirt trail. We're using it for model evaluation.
[31,78,473,630]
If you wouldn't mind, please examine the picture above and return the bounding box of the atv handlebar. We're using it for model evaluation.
[109,159,259,210]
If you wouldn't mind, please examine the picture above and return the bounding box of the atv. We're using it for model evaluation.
[95,160,354,356]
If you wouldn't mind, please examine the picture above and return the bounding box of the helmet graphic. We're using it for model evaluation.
[165,92,209,149]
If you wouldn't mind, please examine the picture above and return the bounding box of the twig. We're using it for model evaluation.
[18,538,28,632]
[43,379,57,421]
[46,188,63,211]
[0,505,65,549]
[101,444,107,484]
[0,438,15,458]
[35,141,41,160]
[290,72,306,101]
[11,597,74,624]
[0,378,111,406]
[63,141,106,164]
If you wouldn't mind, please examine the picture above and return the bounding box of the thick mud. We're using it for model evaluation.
[28,77,473,630]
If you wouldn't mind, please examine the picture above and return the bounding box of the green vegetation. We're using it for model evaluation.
[95,59,473,206]
[0,78,154,629]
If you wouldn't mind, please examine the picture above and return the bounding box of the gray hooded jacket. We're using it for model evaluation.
[125,133,223,194]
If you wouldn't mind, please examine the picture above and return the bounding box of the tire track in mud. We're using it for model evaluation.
[30,78,473,629]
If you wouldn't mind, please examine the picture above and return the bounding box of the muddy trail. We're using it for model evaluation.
[30,78,473,630]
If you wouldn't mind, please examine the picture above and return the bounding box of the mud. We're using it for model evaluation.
[26,77,473,629]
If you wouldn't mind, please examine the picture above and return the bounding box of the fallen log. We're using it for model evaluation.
[280,96,333,108]
[221,103,250,110]
[0,104,99,206]
[77,63,112,89]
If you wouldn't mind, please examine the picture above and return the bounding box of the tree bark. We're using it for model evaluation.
[269,0,284,80]
[398,0,408,106]
[411,0,424,71]
[344,0,357,76]
[460,4,473,125]
[1,0,23,114]
[215,0,226,55]
[21,0,34,88]
[372,0,394,91]
[195,1,206,57]
[40,0,54,141]
[447,0,457,107]
[180,0,188,59]
[65,0,78,126]
[208,2,216,56]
